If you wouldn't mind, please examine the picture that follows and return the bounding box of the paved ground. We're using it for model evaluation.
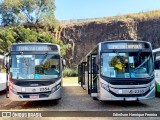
[0,85,159,111]
[0,78,159,119]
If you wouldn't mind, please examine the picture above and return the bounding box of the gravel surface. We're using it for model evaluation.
[0,85,159,120]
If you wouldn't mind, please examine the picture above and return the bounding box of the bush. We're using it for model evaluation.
[63,68,78,77]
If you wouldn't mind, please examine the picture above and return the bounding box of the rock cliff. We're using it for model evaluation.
[59,11,160,67]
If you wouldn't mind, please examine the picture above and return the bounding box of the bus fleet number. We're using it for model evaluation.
[129,89,144,94]
[40,87,50,92]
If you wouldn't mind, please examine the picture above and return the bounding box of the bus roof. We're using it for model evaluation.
[99,40,150,45]
[12,42,58,46]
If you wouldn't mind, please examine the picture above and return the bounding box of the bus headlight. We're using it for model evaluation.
[150,80,155,90]
[51,84,61,93]
[51,87,57,93]
[101,82,109,91]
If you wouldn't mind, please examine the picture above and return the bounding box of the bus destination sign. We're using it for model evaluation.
[11,45,57,51]
[108,44,143,49]
[102,42,148,50]
[17,45,50,51]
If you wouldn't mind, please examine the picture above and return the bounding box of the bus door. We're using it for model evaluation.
[81,62,87,89]
[87,56,90,94]
[90,54,98,97]
[78,64,82,84]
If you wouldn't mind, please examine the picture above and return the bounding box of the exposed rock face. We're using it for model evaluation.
[137,19,160,49]
[59,18,160,67]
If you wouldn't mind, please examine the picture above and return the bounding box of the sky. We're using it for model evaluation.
[55,0,160,20]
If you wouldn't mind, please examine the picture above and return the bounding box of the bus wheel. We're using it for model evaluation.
[93,97,98,100]
[156,86,160,97]
[156,92,159,97]
[53,98,61,102]
[156,91,160,97]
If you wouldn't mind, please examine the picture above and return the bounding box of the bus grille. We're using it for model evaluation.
[15,81,53,87]
[109,89,150,97]
[18,91,51,98]
[110,81,150,85]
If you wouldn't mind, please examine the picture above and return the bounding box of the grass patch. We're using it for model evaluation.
[61,10,160,25]
[63,68,78,77]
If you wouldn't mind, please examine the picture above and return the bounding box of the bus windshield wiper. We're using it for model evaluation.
[114,50,123,62]
[36,53,48,74]
[40,52,48,65]
[20,51,28,67]
[113,50,120,57]
[136,50,142,62]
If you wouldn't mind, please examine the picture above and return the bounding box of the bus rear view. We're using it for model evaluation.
[79,40,155,101]
[4,43,63,101]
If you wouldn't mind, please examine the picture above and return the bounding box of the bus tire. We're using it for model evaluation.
[53,98,61,102]
[156,91,160,97]
[93,97,98,100]
[155,86,160,97]
[156,92,159,97]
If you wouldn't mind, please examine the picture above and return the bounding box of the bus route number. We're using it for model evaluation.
[40,87,50,92]
[129,89,145,94]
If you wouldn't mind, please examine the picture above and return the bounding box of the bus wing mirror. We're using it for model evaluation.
[4,54,9,69]
[62,59,66,66]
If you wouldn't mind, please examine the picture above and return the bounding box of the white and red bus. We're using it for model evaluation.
[0,55,6,91]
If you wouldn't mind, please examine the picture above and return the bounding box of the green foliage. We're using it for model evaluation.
[0,0,56,26]
[52,39,71,56]
[63,68,78,77]
[0,0,68,67]
[0,28,17,53]
[61,10,160,25]
[20,0,56,23]
[15,26,38,42]
[0,26,70,56]
[0,0,21,26]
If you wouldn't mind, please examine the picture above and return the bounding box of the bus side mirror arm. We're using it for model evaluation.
[4,54,10,69]
[62,59,66,67]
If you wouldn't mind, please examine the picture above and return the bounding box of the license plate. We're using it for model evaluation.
[128,89,145,94]
[30,95,39,99]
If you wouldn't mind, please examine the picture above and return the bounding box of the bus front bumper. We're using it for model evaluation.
[0,82,6,91]
[99,87,155,101]
[8,87,62,101]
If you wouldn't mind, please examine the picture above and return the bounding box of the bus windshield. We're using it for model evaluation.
[10,54,60,79]
[101,52,153,78]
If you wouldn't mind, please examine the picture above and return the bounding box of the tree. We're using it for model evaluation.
[14,26,38,42]
[0,28,17,53]
[20,0,56,23]
[0,26,71,56]
[0,0,56,26]
[0,0,21,26]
